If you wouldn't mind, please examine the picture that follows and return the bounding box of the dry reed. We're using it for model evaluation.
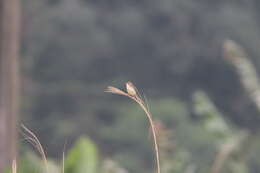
[105,81,160,173]
[12,160,17,173]
[21,124,49,173]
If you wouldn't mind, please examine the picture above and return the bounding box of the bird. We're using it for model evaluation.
[126,81,137,97]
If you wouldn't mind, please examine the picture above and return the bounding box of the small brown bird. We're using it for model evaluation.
[126,81,137,96]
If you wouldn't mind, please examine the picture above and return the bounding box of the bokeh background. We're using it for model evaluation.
[18,0,260,172]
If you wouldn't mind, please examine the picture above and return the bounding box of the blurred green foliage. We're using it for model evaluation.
[64,137,98,173]
[14,137,127,173]
[19,0,260,172]
[14,94,260,173]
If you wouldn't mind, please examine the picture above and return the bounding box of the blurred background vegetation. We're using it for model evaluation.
[15,0,260,172]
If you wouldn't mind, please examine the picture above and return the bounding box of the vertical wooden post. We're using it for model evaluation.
[0,0,20,171]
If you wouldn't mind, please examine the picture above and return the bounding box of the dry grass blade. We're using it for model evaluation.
[211,132,248,173]
[12,159,17,173]
[105,86,128,96]
[62,140,67,173]
[134,97,160,173]
[21,124,49,173]
[22,135,43,153]
[105,81,161,173]
[62,151,65,173]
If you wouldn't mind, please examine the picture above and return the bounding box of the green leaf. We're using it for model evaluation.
[65,136,98,173]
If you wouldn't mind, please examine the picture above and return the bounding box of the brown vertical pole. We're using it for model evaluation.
[0,0,20,171]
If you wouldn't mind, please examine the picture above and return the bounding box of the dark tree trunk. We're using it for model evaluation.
[0,0,20,171]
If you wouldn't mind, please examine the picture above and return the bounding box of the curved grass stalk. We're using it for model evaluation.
[105,82,160,173]
[21,124,49,173]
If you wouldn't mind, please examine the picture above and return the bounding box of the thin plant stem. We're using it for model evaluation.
[105,82,160,173]
[62,151,65,173]
[12,159,17,173]
[133,97,160,173]
[21,124,49,173]
[62,140,67,173]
